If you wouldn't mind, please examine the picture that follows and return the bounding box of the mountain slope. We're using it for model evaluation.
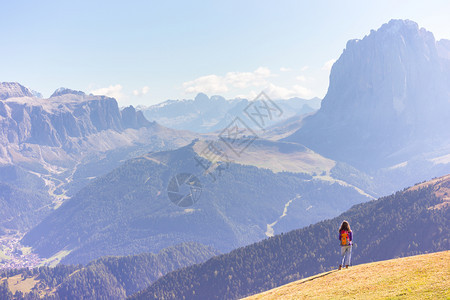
[284,20,450,171]
[0,83,195,232]
[0,82,34,100]
[0,242,218,299]
[130,174,450,300]
[244,251,449,299]
[21,141,372,264]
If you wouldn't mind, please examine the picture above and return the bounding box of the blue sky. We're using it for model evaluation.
[1,1,449,106]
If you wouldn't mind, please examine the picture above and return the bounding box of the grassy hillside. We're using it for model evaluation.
[244,251,449,299]
[130,174,449,300]
[193,139,336,176]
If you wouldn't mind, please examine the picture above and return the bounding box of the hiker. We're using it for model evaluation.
[338,220,353,270]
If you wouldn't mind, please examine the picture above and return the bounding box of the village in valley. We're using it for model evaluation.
[0,233,43,270]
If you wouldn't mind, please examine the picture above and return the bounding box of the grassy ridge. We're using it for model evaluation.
[244,250,450,299]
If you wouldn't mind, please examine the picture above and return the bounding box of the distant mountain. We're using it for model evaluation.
[50,87,86,97]
[22,140,373,264]
[0,82,34,100]
[130,174,450,300]
[0,242,218,299]
[0,87,151,149]
[141,93,321,133]
[284,20,450,171]
[0,83,196,232]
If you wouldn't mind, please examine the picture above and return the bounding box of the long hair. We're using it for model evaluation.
[339,220,351,232]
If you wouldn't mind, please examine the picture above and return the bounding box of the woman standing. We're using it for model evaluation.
[338,220,353,270]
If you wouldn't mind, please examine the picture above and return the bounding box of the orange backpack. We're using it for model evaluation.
[340,230,349,246]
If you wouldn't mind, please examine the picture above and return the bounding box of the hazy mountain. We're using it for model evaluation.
[131,174,450,300]
[50,87,86,97]
[21,140,374,264]
[0,86,151,150]
[141,93,321,133]
[0,82,34,100]
[284,20,450,171]
[436,38,450,60]
[0,83,196,232]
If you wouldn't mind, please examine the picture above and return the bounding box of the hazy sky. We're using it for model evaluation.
[1,1,450,106]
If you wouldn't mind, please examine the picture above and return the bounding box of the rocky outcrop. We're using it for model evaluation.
[0,86,154,149]
[50,87,85,97]
[0,82,34,100]
[284,19,450,169]
[121,105,151,129]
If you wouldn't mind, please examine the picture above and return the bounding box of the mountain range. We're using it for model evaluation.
[0,83,195,233]
[140,93,321,133]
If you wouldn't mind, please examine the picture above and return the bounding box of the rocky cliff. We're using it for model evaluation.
[0,83,152,150]
[284,20,450,169]
[0,82,34,100]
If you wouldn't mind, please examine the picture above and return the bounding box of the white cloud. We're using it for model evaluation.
[133,86,150,96]
[182,67,272,95]
[300,66,309,72]
[264,84,294,99]
[280,67,291,72]
[292,84,314,98]
[182,67,317,100]
[225,67,271,89]
[90,84,125,100]
[183,74,229,94]
[236,90,258,100]
[296,75,307,82]
[263,83,314,99]
[296,75,315,84]
[322,59,336,71]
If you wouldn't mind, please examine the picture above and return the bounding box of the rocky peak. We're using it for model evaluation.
[285,19,450,169]
[194,93,210,103]
[50,87,86,98]
[323,19,446,118]
[0,82,34,100]
[0,85,154,148]
[31,90,43,98]
[121,105,151,129]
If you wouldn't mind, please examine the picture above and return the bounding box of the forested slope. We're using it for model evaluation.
[131,175,450,300]
[0,242,218,299]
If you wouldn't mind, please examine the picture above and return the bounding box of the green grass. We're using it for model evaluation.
[39,249,72,267]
